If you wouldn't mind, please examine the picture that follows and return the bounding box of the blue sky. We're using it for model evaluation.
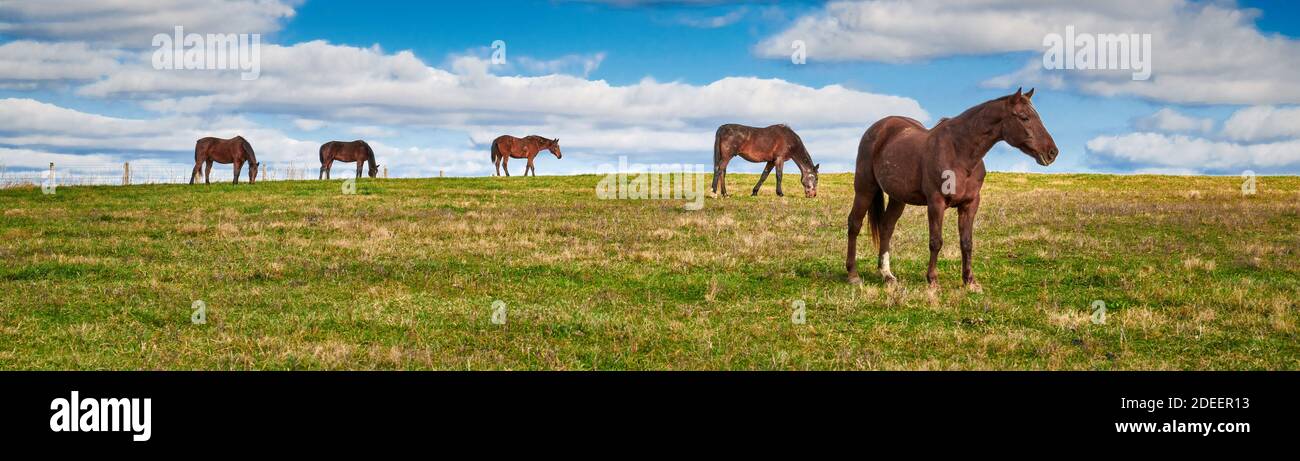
[2,0,1299,179]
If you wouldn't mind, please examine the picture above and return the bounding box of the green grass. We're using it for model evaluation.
[1,173,1297,370]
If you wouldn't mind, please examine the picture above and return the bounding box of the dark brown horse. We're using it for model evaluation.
[319,140,378,179]
[190,136,259,184]
[491,135,561,176]
[846,88,1058,291]
[712,124,819,198]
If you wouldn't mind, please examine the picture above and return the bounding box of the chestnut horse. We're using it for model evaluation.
[319,140,379,179]
[491,135,561,176]
[712,124,819,198]
[190,136,259,184]
[846,88,1058,291]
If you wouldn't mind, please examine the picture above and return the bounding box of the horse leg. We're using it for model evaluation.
[190,161,202,185]
[356,161,363,179]
[878,199,907,284]
[527,158,535,177]
[204,160,213,184]
[715,157,732,197]
[845,186,874,284]
[502,157,510,177]
[232,160,243,184]
[925,199,947,288]
[494,155,501,176]
[717,157,728,197]
[958,195,982,292]
[774,161,785,197]
[752,162,774,196]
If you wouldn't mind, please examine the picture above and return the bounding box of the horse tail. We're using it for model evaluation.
[319,143,328,164]
[859,125,885,251]
[712,126,725,166]
[867,184,885,251]
[490,138,501,163]
[194,139,206,162]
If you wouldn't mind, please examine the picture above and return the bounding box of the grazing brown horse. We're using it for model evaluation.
[846,88,1058,291]
[319,140,379,179]
[712,124,819,198]
[190,136,259,184]
[491,135,561,176]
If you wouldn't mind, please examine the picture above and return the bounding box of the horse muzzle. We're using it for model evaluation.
[1036,147,1059,166]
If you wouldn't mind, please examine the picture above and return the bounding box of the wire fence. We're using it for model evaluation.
[0,162,365,188]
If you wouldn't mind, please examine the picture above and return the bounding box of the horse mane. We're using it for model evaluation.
[782,126,815,169]
[362,141,376,166]
[238,136,257,163]
[939,95,1019,133]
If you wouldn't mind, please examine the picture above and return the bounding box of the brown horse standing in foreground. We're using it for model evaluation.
[190,136,259,184]
[846,88,1058,291]
[319,140,378,179]
[491,135,561,176]
[713,124,820,198]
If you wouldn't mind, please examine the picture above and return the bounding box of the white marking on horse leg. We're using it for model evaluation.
[880,251,894,279]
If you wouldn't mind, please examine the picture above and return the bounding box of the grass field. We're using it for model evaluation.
[1,172,1298,370]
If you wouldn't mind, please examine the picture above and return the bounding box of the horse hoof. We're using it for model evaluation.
[883,275,898,285]
[965,281,983,293]
[847,274,862,285]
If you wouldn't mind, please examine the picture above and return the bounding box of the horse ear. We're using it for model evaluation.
[1025,88,1035,99]
[815,163,820,171]
[1009,87,1024,106]
[553,138,559,145]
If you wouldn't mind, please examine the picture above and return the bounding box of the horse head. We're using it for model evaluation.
[801,163,820,198]
[547,138,562,159]
[249,161,259,183]
[368,163,379,178]
[1000,87,1058,166]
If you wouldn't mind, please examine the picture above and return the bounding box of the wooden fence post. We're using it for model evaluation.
[123,162,130,185]
[383,166,388,179]
[439,170,444,178]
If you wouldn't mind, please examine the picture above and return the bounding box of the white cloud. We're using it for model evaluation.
[676,8,748,28]
[0,40,122,83]
[74,40,928,135]
[1086,132,1300,174]
[293,118,326,131]
[347,126,397,138]
[0,0,298,47]
[1085,104,1300,174]
[757,0,1300,105]
[1221,106,1300,142]
[1134,108,1214,134]
[0,2,932,177]
[514,52,607,78]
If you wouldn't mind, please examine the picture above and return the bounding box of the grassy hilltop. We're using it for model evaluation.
[1,173,1297,370]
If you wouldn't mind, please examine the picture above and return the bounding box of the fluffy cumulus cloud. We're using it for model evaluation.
[75,41,925,130]
[1087,105,1300,174]
[0,1,928,178]
[1220,106,1300,142]
[756,0,1300,105]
